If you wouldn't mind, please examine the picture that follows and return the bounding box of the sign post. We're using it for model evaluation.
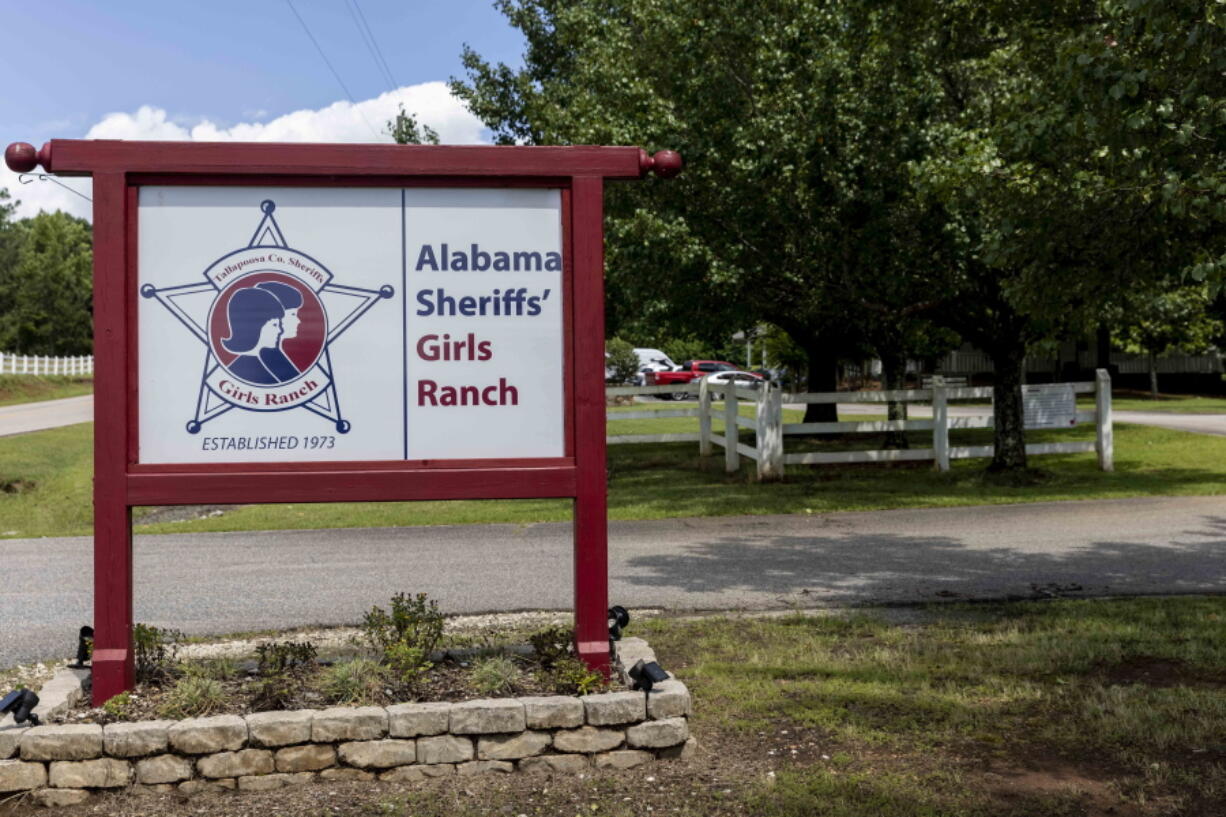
[4,140,681,704]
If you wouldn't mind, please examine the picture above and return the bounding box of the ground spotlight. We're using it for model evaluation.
[628,659,670,693]
[608,605,630,642]
[0,689,40,726]
[71,625,94,668]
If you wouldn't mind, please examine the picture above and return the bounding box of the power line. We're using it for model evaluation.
[345,0,395,92]
[350,0,399,89]
[284,0,381,139]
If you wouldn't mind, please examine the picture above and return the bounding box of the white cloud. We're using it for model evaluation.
[4,82,486,221]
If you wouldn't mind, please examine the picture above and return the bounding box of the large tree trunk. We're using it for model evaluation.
[802,341,839,423]
[989,341,1027,472]
[1148,352,1159,398]
[880,347,909,449]
[1096,324,1112,373]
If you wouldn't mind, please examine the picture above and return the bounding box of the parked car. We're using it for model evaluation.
[646,360,742,399]
[701,369,766,391]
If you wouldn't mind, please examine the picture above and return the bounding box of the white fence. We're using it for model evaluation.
[0,352,94,375]
[608,371,1114,481]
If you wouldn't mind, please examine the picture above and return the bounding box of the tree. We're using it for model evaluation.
[909,0,1224,469]
[388,104,441,145]
[1115,284,1223,396]
[453,0,962,424]
[0,211,93,355]
[604,336,640,384]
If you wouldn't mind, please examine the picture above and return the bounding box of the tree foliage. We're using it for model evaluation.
[0,208,93,355]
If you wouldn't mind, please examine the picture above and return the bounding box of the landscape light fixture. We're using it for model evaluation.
[608,605,630,642]
[71,625,94,669]
[628,659,670,693]
[0,689,40,726]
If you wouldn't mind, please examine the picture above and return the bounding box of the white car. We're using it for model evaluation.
[632,348,678,386]
[701,370,766,390]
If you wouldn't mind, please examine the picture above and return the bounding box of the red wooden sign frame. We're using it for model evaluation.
[4,140,680,705]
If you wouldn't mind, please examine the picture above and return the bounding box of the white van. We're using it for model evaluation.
[633,348,677,385]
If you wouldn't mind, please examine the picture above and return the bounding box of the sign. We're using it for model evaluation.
[4,138,681,704]
[1023,383,1077,429]
[138,187,564,463]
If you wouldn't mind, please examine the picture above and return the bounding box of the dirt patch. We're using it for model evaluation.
[983,760,1146,817]
[1100,655,1225,689]
[135,505,238,525]
[0,479,36,494]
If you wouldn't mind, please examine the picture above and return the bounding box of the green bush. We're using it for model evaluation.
[361,593,444,694]
[250,641,317,711]
[546,657,607,696]
[101,691,132,721]
[605,337,640,384]
[158,675,225,718]
[470,655,523,695]
[133,623,185,685]
[529,625,574,669]
[319,658,388,705]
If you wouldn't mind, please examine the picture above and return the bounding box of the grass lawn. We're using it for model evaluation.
[0,374,93,407]
[1093,390,1226,413]
[0,408,1224,537]
[19,597,1224,816]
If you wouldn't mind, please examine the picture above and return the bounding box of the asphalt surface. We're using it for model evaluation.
[0,395,91,437]
[2,495,1223,667]
[2,394,1224,437]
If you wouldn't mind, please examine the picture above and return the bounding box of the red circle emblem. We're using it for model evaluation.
[207,271,327,386]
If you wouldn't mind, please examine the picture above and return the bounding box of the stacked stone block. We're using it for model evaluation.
[0,638,694,804]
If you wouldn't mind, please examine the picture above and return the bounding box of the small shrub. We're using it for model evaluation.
[158,675,225,718]
[319,658,387,705]
[250,641,318,711]
[101,691,132,721]
[529,626,574,669]
[362,593,444,694]
[361,593,445,657]
[470,655,523,695]
[133,623,185,684]
[547,657,607,696]
[256,641,317,676]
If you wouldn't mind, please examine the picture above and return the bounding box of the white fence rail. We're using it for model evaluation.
[607,371,1114,481]
[0,352,94,375]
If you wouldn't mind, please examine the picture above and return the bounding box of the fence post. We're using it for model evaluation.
[724,384,739,473]
[698,377,712,456]
[1095,368,1113,472]
[754,383,784,481]
[932,375,950,471]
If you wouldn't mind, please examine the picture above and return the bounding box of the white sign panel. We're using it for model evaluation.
[138,187,564,464]
[1022,383,1077,429]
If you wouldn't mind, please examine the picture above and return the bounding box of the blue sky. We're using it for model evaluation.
[1,0,526,218]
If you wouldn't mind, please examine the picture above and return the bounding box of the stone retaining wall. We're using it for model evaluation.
[0,638,693,807]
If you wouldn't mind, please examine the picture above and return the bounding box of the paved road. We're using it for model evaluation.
[2,495,1222,667]
[0,395,92,437]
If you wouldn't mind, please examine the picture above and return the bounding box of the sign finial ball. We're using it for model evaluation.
[651,150,682,179]
[4,142,38,174]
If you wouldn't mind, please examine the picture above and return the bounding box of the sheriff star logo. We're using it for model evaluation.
[141,199,393,434]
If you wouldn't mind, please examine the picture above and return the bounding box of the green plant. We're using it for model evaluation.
[158,675,225,718]
[361,593,444,657]
[546,657,607,695]
[470,655,523,695]
[133,623,185,684]
[605,337,640,385]
[256,641,317,676]
[362,593,444,693]
[319,658,387,705]
[249,640,318,711]
[180,657,240,681]
[529,625,574,669]
[101,691,132,721]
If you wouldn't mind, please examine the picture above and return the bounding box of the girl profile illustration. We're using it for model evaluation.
[220,280,305,385]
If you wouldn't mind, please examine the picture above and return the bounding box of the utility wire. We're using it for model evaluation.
[350,0,399,89]
[345,0,395,92]
[18,174,92,202]
[284,0,381,139]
